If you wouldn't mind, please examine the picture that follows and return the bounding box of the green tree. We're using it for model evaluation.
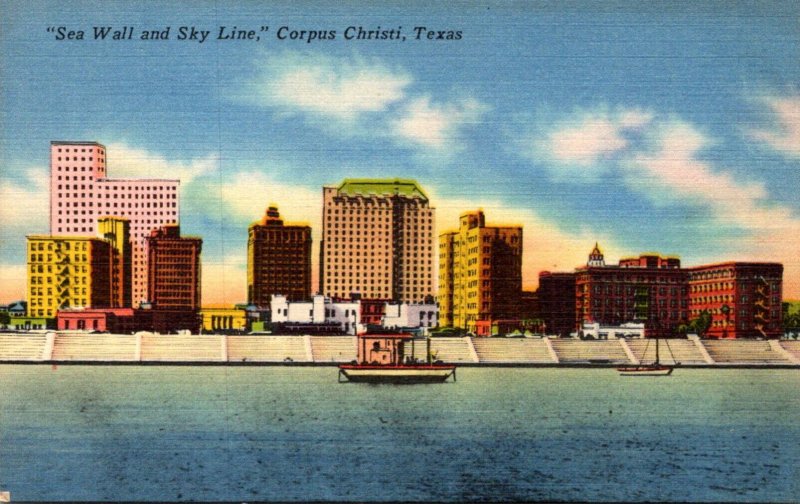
[786,312,800,337]
[689,310,712,338]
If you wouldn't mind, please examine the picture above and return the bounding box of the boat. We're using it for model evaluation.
[338,333,456,384]
[618,337,674,376]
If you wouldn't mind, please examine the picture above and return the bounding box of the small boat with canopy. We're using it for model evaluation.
[338,333,456,383]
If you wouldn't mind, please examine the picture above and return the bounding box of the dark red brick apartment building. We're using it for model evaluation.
[147,225,202,310]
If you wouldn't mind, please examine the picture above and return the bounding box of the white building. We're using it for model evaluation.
[580,322,645,340]
[382,303,438,332]
[270,295,362,335]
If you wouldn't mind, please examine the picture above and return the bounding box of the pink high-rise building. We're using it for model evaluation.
[49,141,179,307]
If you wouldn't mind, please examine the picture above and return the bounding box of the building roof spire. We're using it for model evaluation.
[588,242,605,267]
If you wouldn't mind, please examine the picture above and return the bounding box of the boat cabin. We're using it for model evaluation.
[357,333,418,366]
[340,333,456,383]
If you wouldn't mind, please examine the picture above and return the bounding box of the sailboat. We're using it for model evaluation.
[618,337,674,376]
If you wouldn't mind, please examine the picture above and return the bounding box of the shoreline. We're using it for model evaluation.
[2,360,798,369]
[2,333,799,368]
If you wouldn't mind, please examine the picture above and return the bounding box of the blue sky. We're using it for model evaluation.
[1,0,798,303]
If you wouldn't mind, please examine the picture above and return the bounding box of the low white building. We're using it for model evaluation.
[382,303,438,332]
[580,321,645,339]
[270,295,362,335]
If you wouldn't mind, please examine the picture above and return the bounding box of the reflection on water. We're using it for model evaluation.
[0,366,798,501]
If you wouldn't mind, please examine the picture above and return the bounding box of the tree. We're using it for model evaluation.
[785,311,800,338]
[689,310,712,338]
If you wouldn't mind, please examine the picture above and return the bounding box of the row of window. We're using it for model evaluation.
[56,176,92,182]
[56,227,92,233]
[30,241,89,252]
[30,286,88,296]
[56,187,176,199]
[57,200,178,209]
[55,163,102,169]
[29,264,88,274]
[30,252,89,262]
[29,297,88,307]
[55,147,103,153]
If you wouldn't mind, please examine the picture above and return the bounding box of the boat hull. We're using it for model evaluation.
[339,365,456,384]
[617,365,674,376]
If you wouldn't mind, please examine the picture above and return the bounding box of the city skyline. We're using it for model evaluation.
[2,1,798,304]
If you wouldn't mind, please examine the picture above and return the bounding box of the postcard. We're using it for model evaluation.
[1,1,798,502]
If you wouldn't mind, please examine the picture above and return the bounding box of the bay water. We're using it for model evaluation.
[0,365,797,502]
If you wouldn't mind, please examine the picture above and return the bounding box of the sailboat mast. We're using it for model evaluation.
[655,337,660,365]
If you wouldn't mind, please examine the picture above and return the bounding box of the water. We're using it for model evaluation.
[0,366,798,502]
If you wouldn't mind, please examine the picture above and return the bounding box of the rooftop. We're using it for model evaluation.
[51,141,105,147]
[335,178,428,200]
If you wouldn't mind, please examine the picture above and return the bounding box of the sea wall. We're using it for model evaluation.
[1,332,799,367]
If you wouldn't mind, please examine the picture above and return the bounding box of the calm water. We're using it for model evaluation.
[0,365,798,502]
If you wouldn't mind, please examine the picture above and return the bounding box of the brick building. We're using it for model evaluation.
[687,262,783,339]
[57,308,136,333]
[146,225,202,310]
[247,205,312,306]
[575,245,688,338]
[537,272,576,337]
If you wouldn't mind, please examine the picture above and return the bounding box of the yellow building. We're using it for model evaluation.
[98,217,132,308]
[26,217,130,319]
[438,210,523,334]
[200,307,248,333]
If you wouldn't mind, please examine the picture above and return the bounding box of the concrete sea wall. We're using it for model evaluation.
[1,332,799,367]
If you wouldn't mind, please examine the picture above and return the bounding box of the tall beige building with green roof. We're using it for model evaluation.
[320,179,435,303]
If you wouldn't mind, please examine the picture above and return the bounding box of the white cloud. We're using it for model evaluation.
[623,121,800,297]
[526,107,654,180]
[392,96,487,150]
[216,171,320,227]
[253,52,411,121]
[624,122,767,206]
[105,142,218,185]
[747,94,800,158]
[548,117,627,166]
[245,51,488,155]
[618,109,655,129]
[0,168,49,233]
[520,106,800,297]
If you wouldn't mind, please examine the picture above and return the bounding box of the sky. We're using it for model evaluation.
[1,0,798,305]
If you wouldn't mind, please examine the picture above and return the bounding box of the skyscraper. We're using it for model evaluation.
[320,179,435,303]
[49,141,180,306]
[146,225,202,310]
[247,205,312,306]
[438,210,523,333]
